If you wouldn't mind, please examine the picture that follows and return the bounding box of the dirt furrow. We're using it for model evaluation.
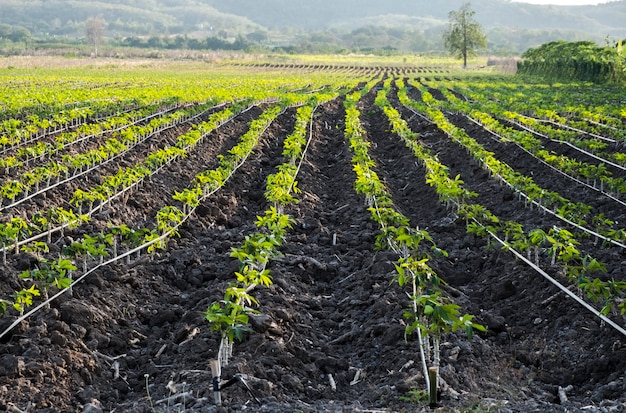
[0,103,288,411]
[358,84,623,403]
[447,113,626,225]
[220,97,414,410]
[1,77,626,413]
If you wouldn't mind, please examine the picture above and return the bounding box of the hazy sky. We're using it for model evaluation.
[512,0,614,4]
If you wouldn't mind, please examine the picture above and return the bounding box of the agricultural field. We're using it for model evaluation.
[0,56,625,412]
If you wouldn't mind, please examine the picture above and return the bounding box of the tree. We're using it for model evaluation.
[442,3,487,68]
[0,24,31,44]
[246,30,269,44]
[85,16,106,57]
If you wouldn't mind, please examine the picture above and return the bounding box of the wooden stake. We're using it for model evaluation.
[210,359,221,405]
[428,366,438,408]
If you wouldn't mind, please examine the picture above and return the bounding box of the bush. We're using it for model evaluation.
[517,40,625,83]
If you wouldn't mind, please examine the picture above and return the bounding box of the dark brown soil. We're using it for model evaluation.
[0,78,625,413]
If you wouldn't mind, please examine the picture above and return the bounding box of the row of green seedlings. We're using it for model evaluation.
[204,100,322,368]
[0,107,90,152]
[456,80,626,140]
[0,99,192,167]
[403,80,626,311]
[0,77,172,124]
[0,99,125,144]
[0,100,220,210]
[472,84,626,148]
[0,96,295,264]
[0,104,95,137]
[0,101,290,337]
[429,81,626,206]
[0,102,252,279]
[346,83,484,405]
[438,80,626,174]
[502,110,624,159]
[69,100,288,216]
[433,79,620,159]
[513,111,625,144]
[484,107,626,194]
[0,96,173,153]
[0,116,214,262]
[410,80,626,249]
[0,72,333,154]
[0,68,296,151]
[427,81,626,249]
[8,102,254,242]
[2,75,323,162]
[396,79,626,319]
[394,80,626,335]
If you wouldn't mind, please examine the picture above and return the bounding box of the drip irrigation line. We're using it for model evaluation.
[292,104,319,186]
[396,93,626,338]
[401,103,626,250]
[0,102,257,254]
[218,375,261,406]
[462,114,626,209]
[520,114,617,144]
[507,118,626,173]
[584,117,622,132]
[484,223,626,338]
[0,102,277,341]
[0,233,166,341]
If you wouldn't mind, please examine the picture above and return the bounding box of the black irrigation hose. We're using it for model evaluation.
[218,375,262,406]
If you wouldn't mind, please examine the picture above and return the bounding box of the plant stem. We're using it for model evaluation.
[414,275,430,396]
[144,374,155,412]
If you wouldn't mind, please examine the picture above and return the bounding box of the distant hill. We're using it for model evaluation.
[0,0,262,38]
[203,0,626,35]
[1,0,625,53]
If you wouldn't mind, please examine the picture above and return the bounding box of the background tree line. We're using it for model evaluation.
[0,0,625,55]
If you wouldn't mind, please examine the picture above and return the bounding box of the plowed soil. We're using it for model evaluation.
[1,79,625,413]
